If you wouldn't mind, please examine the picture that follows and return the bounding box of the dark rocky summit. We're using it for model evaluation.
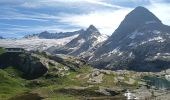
[89,6,170,72]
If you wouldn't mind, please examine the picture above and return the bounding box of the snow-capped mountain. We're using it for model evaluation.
[0,34,79,51]
[89,6,170,72]
[0,29,84,51]
[25,29,84,39]
[50,25,108,56]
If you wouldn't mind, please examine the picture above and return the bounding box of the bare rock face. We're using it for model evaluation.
[0,52,48,79]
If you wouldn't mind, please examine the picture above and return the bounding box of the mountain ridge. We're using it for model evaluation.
[49,25,108,56]
[88,6,170,72]
[24,29,84,39]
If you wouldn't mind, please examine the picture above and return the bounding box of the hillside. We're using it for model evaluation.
[0,47,170,100]
[0,48,126,100]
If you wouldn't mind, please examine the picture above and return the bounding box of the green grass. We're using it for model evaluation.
[76,65,92,73]
[0,68,28,99]
[0,65,141,100]
[0,47,6,55]
[44,95,78,100]
[0,52,138,100]
[101,74,116,87]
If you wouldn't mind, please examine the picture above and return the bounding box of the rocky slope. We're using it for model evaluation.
[0,48,170,100]
[50,25,108,56]
[0,51,48,79]
[89,6,170,72]
[0,48,127,100]
[0,48,89,79]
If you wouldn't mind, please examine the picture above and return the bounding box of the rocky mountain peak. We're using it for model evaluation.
[128,6,161,23]
[80,25,101,39]
[87,25,98,32]
[39,31,50,35]
[90,6,170,72]
[52,25,108,56]
[114,6,162,35]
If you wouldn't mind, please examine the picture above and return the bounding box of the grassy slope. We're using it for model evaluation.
[0,65,141,100]
[0,50,141,100]
[0,47,5,55]
[0,67,28,99]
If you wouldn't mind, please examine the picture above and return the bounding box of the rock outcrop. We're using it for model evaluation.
[0,52,48,79]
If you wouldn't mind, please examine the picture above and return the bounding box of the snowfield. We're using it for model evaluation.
[0,34,78,51]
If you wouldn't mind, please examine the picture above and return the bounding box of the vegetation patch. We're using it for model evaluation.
[0,68,27,99]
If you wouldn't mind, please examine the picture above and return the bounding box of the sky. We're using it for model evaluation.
[0,0,170,38]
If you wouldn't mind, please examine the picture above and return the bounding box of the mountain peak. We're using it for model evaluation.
[76,25,101,40]
[127,6,162,24]
[88,25,96,29]
[114,6,162,35]
[87,25,99,32]
[40,31,50,34]
[134,6,148,11]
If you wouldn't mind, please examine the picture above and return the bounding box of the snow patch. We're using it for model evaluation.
[153,30,161,34]
[129,30,144,39]
[145,21,157,24]
[152,53,170,60]
[106,47,123,57]
[97,34,108,43]
[129,52,133,57]
[92,34,108,46]
[165,75,170,81]
[148,36,165,42]
[128,43,136,47]
[140,36,166,45]
[78,39,85,44]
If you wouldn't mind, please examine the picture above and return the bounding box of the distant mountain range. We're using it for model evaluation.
[24,29,84,39]
[0,36,4,39]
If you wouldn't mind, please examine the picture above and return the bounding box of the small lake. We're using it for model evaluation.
[143,76,170,89]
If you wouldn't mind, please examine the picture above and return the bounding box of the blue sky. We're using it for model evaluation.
[0,0,170,38]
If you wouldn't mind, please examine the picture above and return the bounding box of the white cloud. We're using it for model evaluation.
[1,0,170,38]
[19,0,123,9]
[0,10,61,21]
[146,2,170,25]
[57,8,132,35]
[82,0,124,9]
[56,0,170,35]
